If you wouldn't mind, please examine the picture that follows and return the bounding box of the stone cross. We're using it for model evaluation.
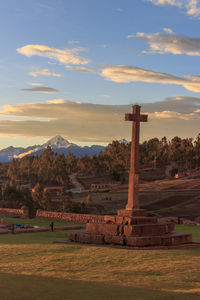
[125,105,148,210]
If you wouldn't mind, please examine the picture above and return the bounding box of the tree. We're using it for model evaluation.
[66,152,78,173]
[32,183,44,209]
[1,182,22,208]
[86,193,92,205]
[20,188,36,218]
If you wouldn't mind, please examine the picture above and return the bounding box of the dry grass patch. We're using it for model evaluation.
[0,219,200,299]
[0,227,200,296]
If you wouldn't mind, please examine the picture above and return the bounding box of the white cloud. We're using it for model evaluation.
[101,94,112,98]
[66,66,98,74]
[17,44,89,65]
[163,28,174,34]
[146,0,182,7]
[28,83,42,86]
[47,99,66,104]
[101,65,200,93]
[48,62,57,65]
[186,0,200,16]
[29,68,62,78]
[146,0,200,17]
[0,97,200,142]
[128,31,200,56]
[185,75,200,81]
[149,110,196,120]
[68,40,80,45]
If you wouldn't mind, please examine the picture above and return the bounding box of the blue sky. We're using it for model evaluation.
[1,0,200,148]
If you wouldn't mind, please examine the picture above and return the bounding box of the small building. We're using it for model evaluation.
[32,186,64,198]
[91,183,120,191]
[91,183,109,190]
[43,186,63,197]
[70,188,82,194]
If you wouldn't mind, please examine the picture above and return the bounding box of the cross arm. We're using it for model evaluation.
[125,114,148,122]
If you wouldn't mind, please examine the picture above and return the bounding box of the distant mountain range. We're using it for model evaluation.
[0,136,106,162]
[0,136,129,162]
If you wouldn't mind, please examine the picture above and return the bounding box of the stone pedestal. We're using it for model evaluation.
[68,209,192,248]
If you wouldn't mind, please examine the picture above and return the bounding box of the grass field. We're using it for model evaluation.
[0,214,81,228]
[0,215,200,300]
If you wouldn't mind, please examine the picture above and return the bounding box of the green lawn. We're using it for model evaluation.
[0,215,200,299]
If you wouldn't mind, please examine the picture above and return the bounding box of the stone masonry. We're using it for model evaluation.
[68,209,192,247]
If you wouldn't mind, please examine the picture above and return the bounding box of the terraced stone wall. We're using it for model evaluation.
[36,210,104,223]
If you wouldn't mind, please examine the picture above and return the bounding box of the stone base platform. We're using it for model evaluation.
[68,232,192,247]
[68,209,193,248]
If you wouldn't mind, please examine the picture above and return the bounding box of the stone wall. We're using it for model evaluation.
[36,210,104,223]
[0,208,104,223]
[0,208,24,216]
[0,207,104,223]
[0,207,199,226]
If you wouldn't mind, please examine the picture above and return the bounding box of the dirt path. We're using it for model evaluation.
[69,173,85,191]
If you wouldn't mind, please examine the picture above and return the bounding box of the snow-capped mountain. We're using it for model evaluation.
[43,135,75,149]
[119,139,129,145]
[0,136,105,162]
[14,136,76,159]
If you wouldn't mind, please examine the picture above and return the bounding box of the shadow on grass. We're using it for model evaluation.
[0,273,198,300]
[0,230,72,245]
[175,224,200,242]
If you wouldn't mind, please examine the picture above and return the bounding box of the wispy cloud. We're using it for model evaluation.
[149,110,196,120]
[116,8,123,12]
[66,66,98,74]
[101,65,200,93]
[128,31,200,56]
[0,97,200,142]
[187,0,200,16]
[146,0,181,7]
[21,86,59,93]
[146,0,200,17]
[28,83,42,86]
[163,27,174,34]
[68,40,80,45]
[29,68,62,77]
[17,44,89,65]
[101,94,112,98]
[47,99,66,104]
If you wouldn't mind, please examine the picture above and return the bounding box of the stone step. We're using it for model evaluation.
[117,209,147,217]
[86,222,175,237]
[86,223,119,236]
[68,232,104,244]
[104,215,158,225]
[123,222,175,236]
[121,217,158,225]
[68,232,192,247]
[125,233,192,247]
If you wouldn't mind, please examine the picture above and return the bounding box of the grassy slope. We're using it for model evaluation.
[0,215,200,299]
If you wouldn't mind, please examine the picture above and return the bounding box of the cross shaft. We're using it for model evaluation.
[125,105,148,210]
